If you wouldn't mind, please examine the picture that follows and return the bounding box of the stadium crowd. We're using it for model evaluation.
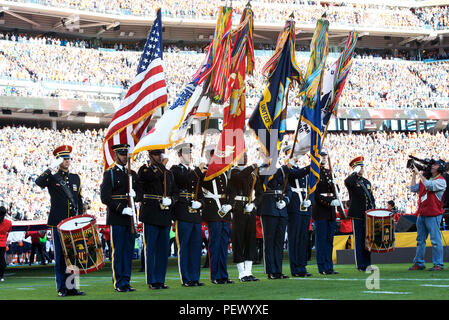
[8,0,449,30]
[0,35,448,108]
[1,125,448,224]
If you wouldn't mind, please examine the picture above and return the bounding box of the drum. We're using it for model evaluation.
[365,209,395,253]
[57,214,104,274]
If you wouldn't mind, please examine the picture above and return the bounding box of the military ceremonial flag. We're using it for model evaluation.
[292,31,358,156]
[248,18,302,160]
[102,8,167,169]
[296,17,329,201]
[204,6,255,181]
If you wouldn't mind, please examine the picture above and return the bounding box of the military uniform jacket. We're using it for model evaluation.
[201,171,231,222]
[312,168,338,221]
[138,162,179,227]
[287,165,310,215]
[35,169,83,227]
[256,165,292,217]
[170,164,204,224]
[100,165,141,226]
[344,172,376,220]
[228,165,262,214]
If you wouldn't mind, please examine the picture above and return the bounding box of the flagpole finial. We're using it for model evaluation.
[321,12,327,19]
[289,12,295,20]
[245,0,251,8]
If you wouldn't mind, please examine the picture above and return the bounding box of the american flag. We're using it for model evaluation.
[102,8,167,169]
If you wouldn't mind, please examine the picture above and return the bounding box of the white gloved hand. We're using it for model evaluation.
[276,200,286,210]
[255,159,264,167]
[122,207,133,216]
[161,153,168,160]
[288,158,297,167]
[49,157,63,170]
[302,200,311,208]
[128,189,136,198]
[353,165,362,174]
[221,204,232,214]
[191,200,202,210]
[199,157,208,166]
[162,197,172,207]
[331,199,341,207]
[245,203,255,213]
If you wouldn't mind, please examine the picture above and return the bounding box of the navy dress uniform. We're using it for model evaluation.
[344,156,375,271]
[312,153,340,275]
[228,156,262,282]
[200,148,233,284]
[170,143,205,287]
[286,162,313,277]
[138,149,179,290]
[35,145,85,297]
[100,144,140,292]
[257,163,292,279]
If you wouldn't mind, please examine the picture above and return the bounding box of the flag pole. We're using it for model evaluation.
[200,115,210,157]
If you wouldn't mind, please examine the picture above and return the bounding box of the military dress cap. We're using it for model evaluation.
[205,144,216,155]
[53,145,72,158]
[349,156,364,168]
[149,149,165,155]
[0,206,6,217]
[321,149,328,156]
[111,144,130,155]
[282,145,292,154]
[174,142,193,153]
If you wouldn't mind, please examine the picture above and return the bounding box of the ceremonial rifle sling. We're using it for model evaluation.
[54,171,78,215]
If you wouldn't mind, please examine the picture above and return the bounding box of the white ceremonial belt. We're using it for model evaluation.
[291,187,307,194]
[235,195,253,202]
[320,193,334,197]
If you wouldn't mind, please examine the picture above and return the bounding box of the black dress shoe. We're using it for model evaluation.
[115,286,129,292]
[267,273,278,279]
[293,272,312,277]
[149,283,161,290]
[182,281,195,287]
[212,279,225,284]
[124,285,136,292]
[67,289,86,296]
[159,283,169,289]
[328,271,339,275]
[248,275,259,281]
[194,281,205,286]
[57,289,67,297]
[239,276,251,282]
[222,279,235,284]
[278,274,289,279]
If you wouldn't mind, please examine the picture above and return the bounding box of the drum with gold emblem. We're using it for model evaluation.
[365,209,395,253]
[57,214,104,274]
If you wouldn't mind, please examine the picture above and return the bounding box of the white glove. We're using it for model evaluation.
[191,200,202,209]
[199,157,208,166]
[354,165,362,174]
[331,199,342,207]
[161,153,168,160]
[49,157,63,170]
[245,203,255,213]
[221,204,232,214]
[302,200,311,208]
[128,189,136,198]
[276,200,286,210]
[255,159,264,167]
[288,158,296,167]
[122,207,133,216]
[162,197,172,207]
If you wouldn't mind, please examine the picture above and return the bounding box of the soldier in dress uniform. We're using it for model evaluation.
[100,144,140,292]
[282,146,313,278]
[35,145,85,297]
[228,152,262,282]
[170,142,207,287]
[312,151,341,275]
[138,149,178,290]
[344,156,375,271]
[200,145,233,284]
[256,152,293,280]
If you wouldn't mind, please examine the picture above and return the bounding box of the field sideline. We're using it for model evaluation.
[1,256,449,301]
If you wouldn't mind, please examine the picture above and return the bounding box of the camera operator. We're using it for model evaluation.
[408,159,446,271]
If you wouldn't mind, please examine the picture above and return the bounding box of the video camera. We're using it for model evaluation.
[407,155,446,179]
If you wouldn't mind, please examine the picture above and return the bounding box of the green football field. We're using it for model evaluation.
[1,256,449,301]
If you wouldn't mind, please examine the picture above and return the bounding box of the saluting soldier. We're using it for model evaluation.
[200,146,233,284]
[170,143,206,287]
[35,145,85,297]
[312,151,341,275]
[344,156,375,271]
[138,149,178,290]
[100,144,140,293]
[228,152,262,282]
[256,154,293,280]
[283,146,312,278]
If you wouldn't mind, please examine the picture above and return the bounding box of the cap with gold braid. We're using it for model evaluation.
[349,156,364,168]
[53,145,72,159]
[111,144,130,155]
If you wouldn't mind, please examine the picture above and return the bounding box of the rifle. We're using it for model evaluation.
[127,157,137,234]
[327,153,346,218]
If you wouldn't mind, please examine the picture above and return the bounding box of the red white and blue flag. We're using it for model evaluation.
[102,8,167,169]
